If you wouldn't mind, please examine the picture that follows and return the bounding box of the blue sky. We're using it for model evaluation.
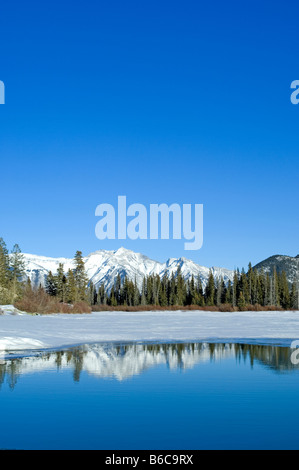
[0,0,298,270]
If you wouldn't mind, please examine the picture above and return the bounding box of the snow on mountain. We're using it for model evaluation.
[19,247,234,292]
[253,254,299,285]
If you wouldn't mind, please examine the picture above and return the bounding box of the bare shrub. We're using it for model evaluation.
[15,289,91,314]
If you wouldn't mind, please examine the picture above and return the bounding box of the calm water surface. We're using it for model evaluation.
[0,341,299,450]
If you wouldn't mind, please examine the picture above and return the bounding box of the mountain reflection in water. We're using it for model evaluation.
[0,342,297,389]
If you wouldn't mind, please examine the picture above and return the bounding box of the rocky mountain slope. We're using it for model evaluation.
[253,254,299,284]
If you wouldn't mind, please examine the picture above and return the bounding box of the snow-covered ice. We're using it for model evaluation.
[1,308,299,353]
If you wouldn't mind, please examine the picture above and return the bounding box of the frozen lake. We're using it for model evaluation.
[1,309,299,352]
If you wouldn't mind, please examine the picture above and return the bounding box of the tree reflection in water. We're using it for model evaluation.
[0,342,297,390]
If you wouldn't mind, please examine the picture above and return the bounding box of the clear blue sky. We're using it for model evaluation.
[0,0,298,270]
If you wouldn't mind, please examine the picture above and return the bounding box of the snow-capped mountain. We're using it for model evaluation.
[19,247,234,292]
[253,254,299,285]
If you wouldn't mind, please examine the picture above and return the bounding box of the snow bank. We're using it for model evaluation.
[1,309,299,354]
[0,336,47,351]
[0,305,26,315]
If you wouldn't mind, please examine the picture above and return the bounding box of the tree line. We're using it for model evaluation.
[44,257,298,311]
[0,237,298,311]
[90,263,298,310]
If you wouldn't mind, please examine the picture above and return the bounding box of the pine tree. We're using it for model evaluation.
[0,238,10,288]
[158,277,168,306]
[247,262,254,304]
[225,279,232,304]
[188,275,196,305]
[272,267,280,306]
[122,276,133,306]
[97,283,107,305]
[176,266,186,306]
[237,291,246,311]
[194,275,204,306]
[0,238,10,303]
[258,268,266,306]
[140,277,147,305]
[220,278,227,304]
[65,269,76,303]
[215,276,225,306]
[45,271,58,296]
[240,269,250,304]
[109,285,117,306]
[264,272,271,306]
[146,275,153,305]
[279,271,290,309]
[133,277,140,306]
[205,270,215,306]
[232,271,239,307]
[114,273,121,304]
[88,280,97,305]
[9,244,25,302]
[290,281,298,309]
[73,251,88,302]
[169,272,177,305]
[56,263,67,302]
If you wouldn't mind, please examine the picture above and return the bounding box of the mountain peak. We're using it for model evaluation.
[115,246,134,255]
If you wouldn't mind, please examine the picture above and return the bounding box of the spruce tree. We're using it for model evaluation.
[176,266,186,306]
[247,262,254,304]
[66,268,77,303]
[56,263,67,302]
[0,238,10,303]
[169,272,176,305]
[45,271,58,296]
[73,251,88,302]
[232,271,238,307]
[279,271,290,309]
[237,291,246,311]
[205,270,215,306]
[133,277,140,306]
[140,277,147,305]
[109,286,117,306]
[290,281,297,309]
[9,244,25,303]
[225,279,232,304]
[0,238,10,288]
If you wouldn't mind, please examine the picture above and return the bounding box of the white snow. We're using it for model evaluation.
[1,309,299,353]
[0,305,26,315]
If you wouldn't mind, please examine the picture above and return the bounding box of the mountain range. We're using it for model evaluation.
[20,247,235,292]
[18,248,298,292]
